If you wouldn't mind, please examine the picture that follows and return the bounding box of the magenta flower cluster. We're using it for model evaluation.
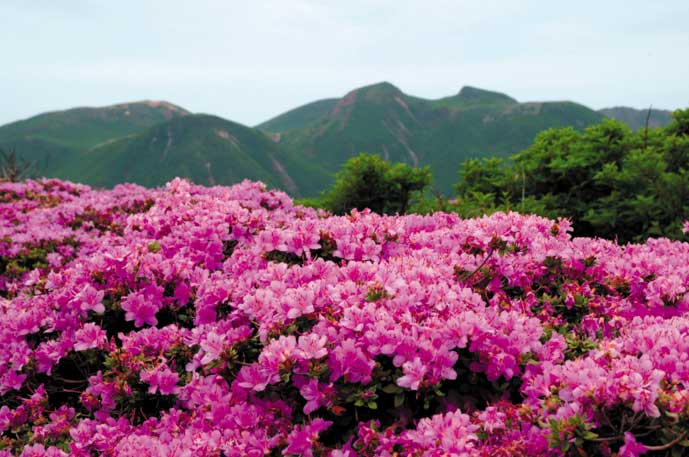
[1,177,689,456]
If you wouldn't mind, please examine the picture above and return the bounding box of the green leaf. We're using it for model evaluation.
[394,394,405,408]
[582,431,598,440]
[381,383,402,394]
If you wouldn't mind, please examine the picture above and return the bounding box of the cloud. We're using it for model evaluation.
[1,0,688,125]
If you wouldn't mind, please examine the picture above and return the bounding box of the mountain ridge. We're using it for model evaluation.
[61,114,330,196]
[0,84,678,196]
[270,82,605,193]
[597,106,674,130]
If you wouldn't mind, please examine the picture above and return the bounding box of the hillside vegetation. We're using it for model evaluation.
[450,109,689,242]
[257,98,338,133]
[598,106,673,130]
[0,84,677,197]
[267,82,604,194]
[0,101,189,177]
[70,114,330,196]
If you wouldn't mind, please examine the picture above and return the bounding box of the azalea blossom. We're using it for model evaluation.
[2,178,689,455]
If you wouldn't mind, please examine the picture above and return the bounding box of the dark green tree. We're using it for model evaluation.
[453,109,689,243]
[318,153,431,215]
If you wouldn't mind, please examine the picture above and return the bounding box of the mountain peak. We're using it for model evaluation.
[344,81,404,101]
[360,81,402,97]
[0,99,193,156]
[457,86,517,105]
[112,100,191,117]
[359,81,401,92]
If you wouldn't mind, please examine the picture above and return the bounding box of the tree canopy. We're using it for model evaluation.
[453,109,689,243]
[316,153,432,215]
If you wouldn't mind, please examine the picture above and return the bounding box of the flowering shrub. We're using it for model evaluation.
[2,177,689,456]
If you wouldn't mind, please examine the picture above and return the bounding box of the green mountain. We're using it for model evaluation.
[2,84,633,196]
[0,101,190,176]
[257,98,338,133]
[67,114,329,196]
[264,82,605,194]
[598,106,673,130]
[0,101,328,196]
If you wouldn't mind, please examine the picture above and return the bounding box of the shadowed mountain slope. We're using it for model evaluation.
[266,82,604,193]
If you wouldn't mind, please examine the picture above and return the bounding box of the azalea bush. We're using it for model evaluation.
[2,178,689,456]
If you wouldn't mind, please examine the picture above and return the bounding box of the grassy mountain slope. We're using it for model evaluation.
[70,114,329,196]
[2,86,645,197]
[0,101,189,150]
[268,82,604,194]
[0,101,190,177]
[257,98,338,133]
[599,106,673,130]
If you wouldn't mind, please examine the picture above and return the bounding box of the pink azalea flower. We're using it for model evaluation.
[73,323,107,351]
[297,334,328,360]
[121,292,158,327]
[477,406,506,433]
[140,365,179,396]
[298,378,333,414]
[200,330,227,365]
[19,443,68,457]
[284,419,332,456]
[75,284,105,314]
[235,364,279,392]
[619,432,646,457]
[397,357,428,390]
[9,178,689,455]
[329,339,375,384]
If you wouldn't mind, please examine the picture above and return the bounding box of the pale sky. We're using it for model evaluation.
[2,0,688,126]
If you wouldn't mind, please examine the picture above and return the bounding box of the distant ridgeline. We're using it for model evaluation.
[0,84,677,196]
[598,106,674,130]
